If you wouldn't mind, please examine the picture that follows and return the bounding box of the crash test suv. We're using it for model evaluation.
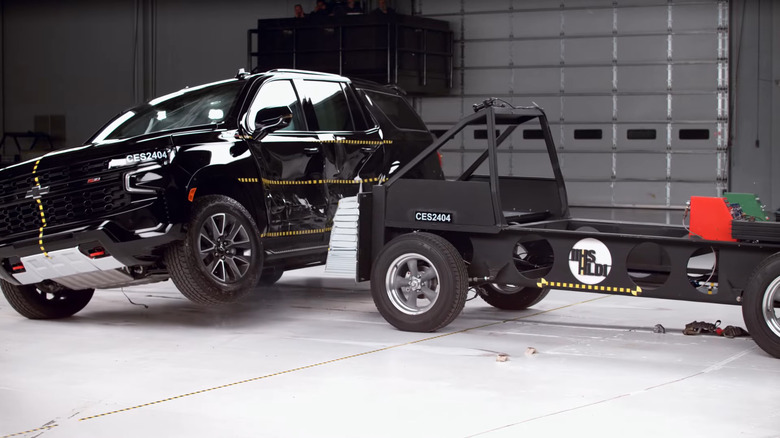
[0,69,442,319]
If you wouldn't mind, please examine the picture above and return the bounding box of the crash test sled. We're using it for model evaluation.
[325,99,780,359]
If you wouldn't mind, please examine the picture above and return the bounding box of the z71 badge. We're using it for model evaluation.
[415,211,452,223]
[127,150,168,163]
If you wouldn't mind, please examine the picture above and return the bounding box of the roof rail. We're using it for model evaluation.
[266,68,341,77]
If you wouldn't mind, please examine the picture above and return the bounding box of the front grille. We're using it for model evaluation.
[0,158,132,240]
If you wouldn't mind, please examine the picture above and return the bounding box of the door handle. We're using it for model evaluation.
[361,145,378,153]
[303,147,319,155]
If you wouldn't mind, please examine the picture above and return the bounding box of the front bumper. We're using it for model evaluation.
[0,222,184,286]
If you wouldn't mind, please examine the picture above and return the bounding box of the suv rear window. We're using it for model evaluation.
[299,80,354,132]
[363,90,426,131]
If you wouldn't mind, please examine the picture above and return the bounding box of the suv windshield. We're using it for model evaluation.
[91,80,245,143]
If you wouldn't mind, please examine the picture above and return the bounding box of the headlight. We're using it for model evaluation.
[125,164,165,193]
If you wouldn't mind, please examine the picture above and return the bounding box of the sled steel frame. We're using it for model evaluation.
[358,101,780,306]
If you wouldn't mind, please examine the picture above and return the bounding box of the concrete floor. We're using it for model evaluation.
[1,266,779,438]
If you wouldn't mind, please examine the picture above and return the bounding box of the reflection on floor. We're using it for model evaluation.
[1,266,777,438]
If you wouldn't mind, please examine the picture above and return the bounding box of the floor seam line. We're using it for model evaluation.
[2,294,609,437]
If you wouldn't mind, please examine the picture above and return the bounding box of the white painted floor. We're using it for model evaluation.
[1,266,779,438]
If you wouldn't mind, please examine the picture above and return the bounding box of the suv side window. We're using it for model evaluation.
[363,90,427,131]
[246,80,304,132]
[343,84,374,132]
[299,80,354,132]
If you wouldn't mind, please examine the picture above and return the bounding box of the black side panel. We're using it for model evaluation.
[384,179,495,229]
[468,176,565,219]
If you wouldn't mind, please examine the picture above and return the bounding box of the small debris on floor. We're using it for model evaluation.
[496,353,509,362]
[525,347,537,357]
[683,320,749,338]
[717,325,750,338]
[683,320,720,335]
[653,324,666,334]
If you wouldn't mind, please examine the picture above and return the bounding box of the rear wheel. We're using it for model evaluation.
[478,284,550,310]
[742,253,780,358]
[1,280,94,319]
[371,233,467,332]
[166,195,262,304]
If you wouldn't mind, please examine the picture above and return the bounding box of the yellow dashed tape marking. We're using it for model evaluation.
[321,139,393,145]
[55,295,604,428]
[31,160,50,258]
[536,278,642,296]
[2,424,59,438]
[260,227,332,238]
[254,177,387,186]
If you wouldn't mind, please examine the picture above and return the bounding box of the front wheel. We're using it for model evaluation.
[478,284,550,310]
[371,233,468,332]
[1,280,94,319]
[166,195,263,305]
[742,253,780,358]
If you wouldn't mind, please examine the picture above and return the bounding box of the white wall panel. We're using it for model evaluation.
[567,181,614,204]
[618,66,668,92]
[617,36,669,63]
[616,154,667,180]
[563,96,613,122]
[674,65,719,91]
[510,40,561,66]
[464,0,511,13]
[564,67,613,93]
[619,6,668,33]
[560,153,613,180]
[509,152,555,178]
[564,8,614,35]
[674,4,720,31]
[417,0,728,208]
[674,35,719,60]
[617,95,668,121]
[674,95,719,119]
[509,11,561,38]
[614,181,667,205]
[421,98,463,123]
[467,42,510,67]
[464,14,511,39]
[671,183,720,204]
[671,153,719,180]
[566,38,613,64]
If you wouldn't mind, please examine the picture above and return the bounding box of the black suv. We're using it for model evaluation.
[0,69,442,319]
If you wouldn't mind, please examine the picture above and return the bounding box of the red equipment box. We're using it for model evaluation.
[688,196,737,242]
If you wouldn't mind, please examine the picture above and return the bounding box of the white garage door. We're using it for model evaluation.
[415,0,729,208]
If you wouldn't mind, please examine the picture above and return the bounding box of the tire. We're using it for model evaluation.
[165,195,263,305]
[478,284,550,310]
[259,267,284,286]
[371,232,467,332]
[742,253,780,358]
[1,280,93,319]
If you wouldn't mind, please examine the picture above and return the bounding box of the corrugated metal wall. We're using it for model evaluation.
[415,0,729,208]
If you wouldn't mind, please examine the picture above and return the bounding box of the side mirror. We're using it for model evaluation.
[254,106,293,139]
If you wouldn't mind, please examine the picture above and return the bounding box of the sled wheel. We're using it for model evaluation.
[742,253,780,358]
[371,233,467,332]
[478,284,550,310]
